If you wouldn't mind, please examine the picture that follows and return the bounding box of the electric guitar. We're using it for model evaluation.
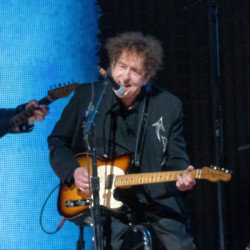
[57,153,232,219]
[0,82,79,137]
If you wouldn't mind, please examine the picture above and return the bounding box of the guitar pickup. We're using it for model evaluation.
[105,174,115,189]
[65,199,92,207]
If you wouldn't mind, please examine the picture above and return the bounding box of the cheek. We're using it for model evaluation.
[113,69,123,79]
[134,77,147,87]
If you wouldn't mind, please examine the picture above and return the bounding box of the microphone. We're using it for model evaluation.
[98,66,125,97]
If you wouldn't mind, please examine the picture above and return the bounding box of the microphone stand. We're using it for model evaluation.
[208,1,225,249]
[83,80,108,250]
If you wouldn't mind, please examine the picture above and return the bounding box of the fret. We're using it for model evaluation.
[198,169,202,179]
[139,175,143,184]
[166,173,170,181]
[131,177,134,184]
[195,170,198,178]
[170,173,173,181]
[151,174,155,182]
[157,173,160,181]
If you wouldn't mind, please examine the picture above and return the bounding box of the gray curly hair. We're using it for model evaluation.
[105,32,163,78]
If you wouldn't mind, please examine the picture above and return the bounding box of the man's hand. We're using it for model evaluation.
[26,100,49,122]
[176,166,196,191]
[74,167,92,195]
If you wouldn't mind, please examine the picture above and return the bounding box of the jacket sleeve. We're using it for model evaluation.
[0,106,33,138]
[164,101,190,170]
[0,109,16,138]
[162,100,190,197]
[143,95,191,204]
[47,87,87,185]
[15,103,34,133]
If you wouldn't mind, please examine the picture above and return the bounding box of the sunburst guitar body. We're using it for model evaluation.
[57,153,131,219]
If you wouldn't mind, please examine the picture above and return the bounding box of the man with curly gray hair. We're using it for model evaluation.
[48,31,196,250]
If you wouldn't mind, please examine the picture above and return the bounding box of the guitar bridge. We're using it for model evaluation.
[65,199,92,207]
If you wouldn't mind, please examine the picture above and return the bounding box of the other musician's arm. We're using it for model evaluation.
[0,109,17,137]
[0,101,48,137]
[16,100,49,132]
[25,100,49,123]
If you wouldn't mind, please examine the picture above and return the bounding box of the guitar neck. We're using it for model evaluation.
[38,96,53,105]
[114,169,203,187]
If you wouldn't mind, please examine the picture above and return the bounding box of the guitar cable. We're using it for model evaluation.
[39,183,66,234]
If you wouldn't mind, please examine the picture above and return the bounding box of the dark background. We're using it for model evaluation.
[97,0,250,249]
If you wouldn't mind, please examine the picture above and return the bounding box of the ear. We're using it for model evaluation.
[143,75,150,84]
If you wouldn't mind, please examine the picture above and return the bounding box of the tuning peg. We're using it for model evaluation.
[59,83,62,87]
[63,82,66,86]
[225,169,233,174]
[221,168,225,171]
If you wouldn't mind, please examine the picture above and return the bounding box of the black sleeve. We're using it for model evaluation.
[0,109,16,138]
[164,102,190,170]
[15,103,34,133]
[163,101,190,197]
[47,86,89,185]
[0,105,33,138]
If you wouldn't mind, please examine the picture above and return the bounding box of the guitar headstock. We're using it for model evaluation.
[201,166,232,182]
[48,81,79,101]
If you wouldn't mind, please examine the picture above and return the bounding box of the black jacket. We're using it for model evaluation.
[48,82,190,222]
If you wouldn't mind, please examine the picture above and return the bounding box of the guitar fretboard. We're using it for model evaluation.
[114,169,223,187]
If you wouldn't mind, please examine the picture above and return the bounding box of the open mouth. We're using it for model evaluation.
[122,83,131,88]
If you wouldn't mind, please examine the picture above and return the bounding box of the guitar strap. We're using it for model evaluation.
[133,85,151,168]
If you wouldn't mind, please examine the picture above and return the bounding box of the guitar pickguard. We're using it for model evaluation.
[97,164,125,209]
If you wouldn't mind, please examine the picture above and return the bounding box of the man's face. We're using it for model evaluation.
[111,50,149,105]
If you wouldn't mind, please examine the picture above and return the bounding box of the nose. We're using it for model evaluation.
[123,69,131,82]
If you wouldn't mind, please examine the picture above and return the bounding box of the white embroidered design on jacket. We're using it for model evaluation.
[152,117,168,152]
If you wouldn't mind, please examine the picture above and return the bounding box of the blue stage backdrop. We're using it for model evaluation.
[0,1,99,249]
